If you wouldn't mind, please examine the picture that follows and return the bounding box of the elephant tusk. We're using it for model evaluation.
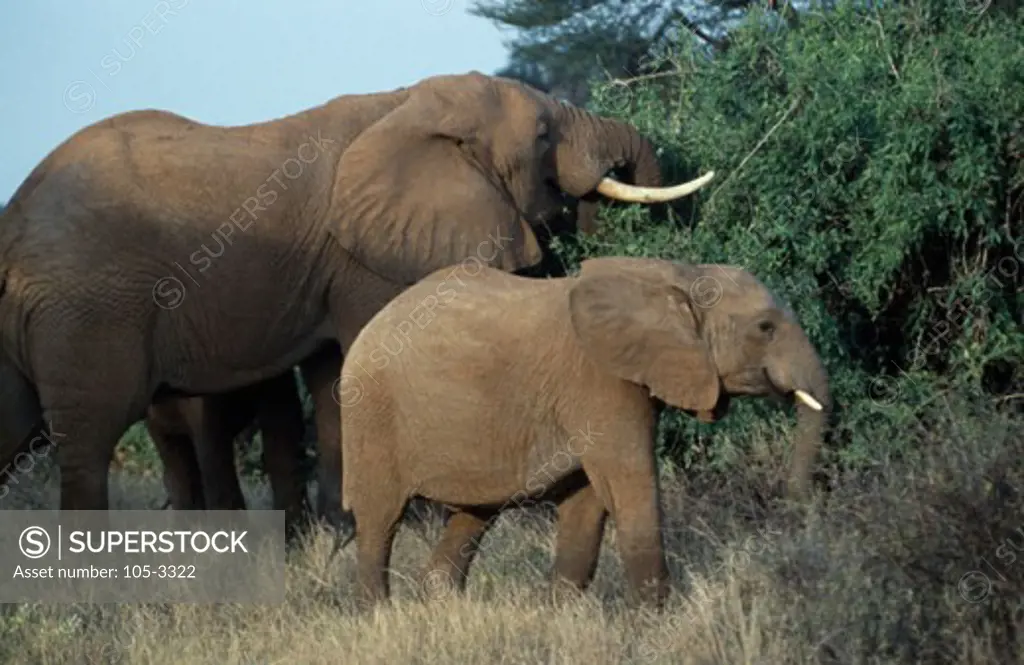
[595,170,715,203]
[794,389,823,411]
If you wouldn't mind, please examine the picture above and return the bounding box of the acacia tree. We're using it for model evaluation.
[472,0,799,104]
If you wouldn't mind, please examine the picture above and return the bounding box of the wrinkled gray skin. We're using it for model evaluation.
[340,257,830,609]
[0,71,712,528]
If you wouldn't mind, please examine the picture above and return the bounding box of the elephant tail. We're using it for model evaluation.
[0,351,47,500]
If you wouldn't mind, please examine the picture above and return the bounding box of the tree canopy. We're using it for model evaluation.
[472,0,798,103]
[468,0,778,102]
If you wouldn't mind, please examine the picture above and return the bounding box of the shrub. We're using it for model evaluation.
[558,0,1024,472]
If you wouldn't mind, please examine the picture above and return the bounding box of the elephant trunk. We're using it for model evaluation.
[789,384,830,500]
[551,102,662,194]
[585,114,663,235]
[594,114,664,188]
[618,122,666,190]
[550,103,713,233]
[772,328,831,501]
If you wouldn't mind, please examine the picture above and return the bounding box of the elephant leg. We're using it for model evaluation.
[253,371,313,542]
[32,332,150,511]
[194,393,251,511]
[420,507,496,598]
[551,483,608,597]
[582,466,667,609]
[50,411,127,510]
[146,402,205,509]
[351,490,407,607]
[298,344,348,529]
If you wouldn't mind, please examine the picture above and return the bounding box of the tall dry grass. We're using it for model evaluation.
[0,402,1021,664]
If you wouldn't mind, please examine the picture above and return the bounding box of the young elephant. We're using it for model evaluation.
[339,256,830,608]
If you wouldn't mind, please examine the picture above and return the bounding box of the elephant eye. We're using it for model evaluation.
[758,319,776,337]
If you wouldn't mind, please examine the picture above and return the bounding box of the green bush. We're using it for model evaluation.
[557,0,1023,472]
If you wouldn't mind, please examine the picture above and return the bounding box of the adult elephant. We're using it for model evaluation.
[0,71,714,523]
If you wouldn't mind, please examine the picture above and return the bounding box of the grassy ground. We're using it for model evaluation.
[1,402,1022,664]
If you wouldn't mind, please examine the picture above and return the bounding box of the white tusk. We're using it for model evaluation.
[794,389,823,411]
[595,170,715,203]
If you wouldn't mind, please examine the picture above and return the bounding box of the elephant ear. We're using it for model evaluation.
[567,261,720,412]
[327,72,543,285]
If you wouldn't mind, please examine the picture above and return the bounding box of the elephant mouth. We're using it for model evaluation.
[533,181,570,222]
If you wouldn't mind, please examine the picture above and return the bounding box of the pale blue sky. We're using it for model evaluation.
[0,1,510,201]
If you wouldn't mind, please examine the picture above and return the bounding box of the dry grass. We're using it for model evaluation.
[1,404,1022,664]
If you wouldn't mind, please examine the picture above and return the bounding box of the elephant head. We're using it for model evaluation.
[326,71,713,285]
[567,257,830,500]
